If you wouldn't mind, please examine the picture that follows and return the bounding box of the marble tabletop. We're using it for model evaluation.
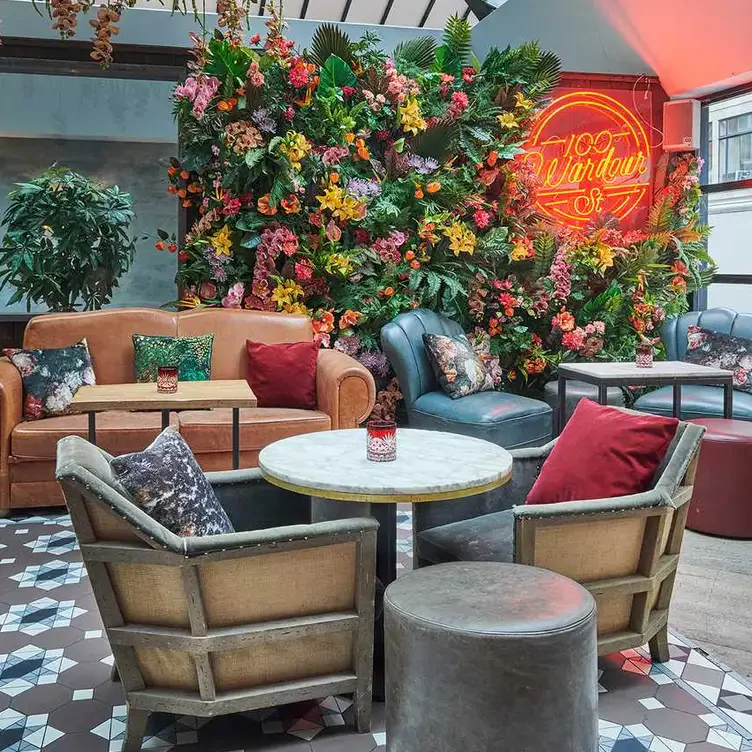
[559,360,733,380]
[258,428,513,503]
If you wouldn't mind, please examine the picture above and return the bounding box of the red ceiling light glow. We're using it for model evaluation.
[523,91,651,229]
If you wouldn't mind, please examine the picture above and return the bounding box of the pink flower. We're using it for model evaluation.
[372,237,401,264]
[462,67,476,84]
[389,230,407,247]
[342,86,356,97]
[222,282,245,309]
[325,220,342,242]
[247,60,265,88]
[473,208,491,229]
[288,58,310,88]
[198,281,218,300]
[322,146,349,166]
[734,367,748,387]
[174,74,221,119]
[561,328,586,351]
[284,107,295,121]
[294,259,314,281]
[222,198,242,216]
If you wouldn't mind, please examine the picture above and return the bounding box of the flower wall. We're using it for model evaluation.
[160,10,714,411]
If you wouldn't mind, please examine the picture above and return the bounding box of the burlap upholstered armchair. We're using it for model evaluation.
[415,418,705,661]
[56,436,377,752]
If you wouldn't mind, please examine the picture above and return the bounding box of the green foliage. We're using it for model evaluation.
[434,14,472,76]
[0,168,136,311]
[318,55,357,98]
[393,37,438,70]
[411,122,461,160]
[308,23,354,68]
[531,232,556,279]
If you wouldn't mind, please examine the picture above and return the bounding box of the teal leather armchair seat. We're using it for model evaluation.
[635,307,752,420]
[380,309,552,448]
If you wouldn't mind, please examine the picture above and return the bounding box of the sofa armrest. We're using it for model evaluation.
[315,348,376,429]
[0,359,22,510]
[412,442,554,536]
[206,468,311,531]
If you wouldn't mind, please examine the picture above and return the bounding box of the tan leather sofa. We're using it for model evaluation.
[0,308,376,512]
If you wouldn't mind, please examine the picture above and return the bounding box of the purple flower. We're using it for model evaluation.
[252,108,277,134]
[334,335,361,357]
[347,178,382,201]
[357,349,390,379]
[407,155,440,175]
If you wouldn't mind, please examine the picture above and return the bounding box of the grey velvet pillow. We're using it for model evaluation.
[423,332,494,400]
[111,428,234,537]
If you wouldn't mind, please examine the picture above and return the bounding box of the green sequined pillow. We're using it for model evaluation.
[132,334,214,383]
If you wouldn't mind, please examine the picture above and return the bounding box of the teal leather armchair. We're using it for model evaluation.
[380,309,552,448]
[635,307,752,420]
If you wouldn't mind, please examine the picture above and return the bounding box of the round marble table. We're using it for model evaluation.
[258,428,513,586]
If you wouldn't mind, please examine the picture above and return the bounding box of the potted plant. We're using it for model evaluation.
[0,167,137,311]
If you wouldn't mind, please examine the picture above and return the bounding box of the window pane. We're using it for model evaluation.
[707,188,752,275]
[0,72,178,312]
[707,92,752,184]
[707,283,752,311]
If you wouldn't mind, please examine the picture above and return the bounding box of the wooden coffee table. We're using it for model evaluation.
[70,380,257,469]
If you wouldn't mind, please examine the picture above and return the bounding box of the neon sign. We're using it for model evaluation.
[524,91,651,229]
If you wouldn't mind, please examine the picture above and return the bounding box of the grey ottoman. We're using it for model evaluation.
[544,378,624,430]
[384,562,598,752]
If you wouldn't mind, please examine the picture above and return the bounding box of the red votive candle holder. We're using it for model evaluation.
[157,365,179,394]
[367,420,397,462]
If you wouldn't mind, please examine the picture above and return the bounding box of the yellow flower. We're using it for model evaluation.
[271,280,305,310]
[325,253,354,276]
[596,242,615,273]
[497,112,519,130]
[443,223,476,256]
[317,185,345,213]
[211,225,233,257]
[284,301,309,315]
[280,131,312,170]
[514,92,535,111]
[399,97,427,136]
[510,241,532,261]
[336,195,366,222]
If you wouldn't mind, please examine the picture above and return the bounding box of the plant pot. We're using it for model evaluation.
[635,345,653,369]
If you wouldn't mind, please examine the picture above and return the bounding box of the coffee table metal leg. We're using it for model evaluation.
[556,376,566,435]
[673,383,682,418]
[232,407,240,470]
[724,381,734,419]
[161,410,169,431]
[87,412,96,444]
[371,502,397,587]
[597,383,608,405]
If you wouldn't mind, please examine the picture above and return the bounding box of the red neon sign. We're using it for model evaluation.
[524,91,651,229]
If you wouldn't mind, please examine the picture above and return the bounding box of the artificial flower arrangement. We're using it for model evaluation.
[160,5,713,413]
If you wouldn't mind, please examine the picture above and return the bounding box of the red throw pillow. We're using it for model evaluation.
[246,340,319,409]
[526,399,678,505]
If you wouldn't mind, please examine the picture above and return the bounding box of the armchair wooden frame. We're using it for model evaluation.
[56,436,377,752]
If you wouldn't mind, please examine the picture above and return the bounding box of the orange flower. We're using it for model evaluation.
[508,369,517,381]
[182,200,192,208]
[383,287,395,297]
[257,194,278,216]
[488,317,501,336]
[414,187,424,199]
[340,310,362,329]
[167,166,177,177]
[553,309,576,332]
[187,183,202,193]
[419,222,439,244]
[167,185,177,195]
[180,170,189,180]
[487,150,498,167]
[410,259,421,270]
[329,172,340,184]
[177,189,187,199]
[155,241,165,251]
[426,182,441,193]
[404,250,416,261]
[671,275,687,290]
[281,195,301,214]
[217,98,237,111]
[344,132,355,144]
[355,138,370,160]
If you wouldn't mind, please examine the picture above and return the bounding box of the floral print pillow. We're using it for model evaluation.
[3,340,96,421]
[423,332,495,400]
[685,325,752,393]
[111,428,234,538]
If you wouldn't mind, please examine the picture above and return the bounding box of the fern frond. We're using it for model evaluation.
[309,23,353,68]
[442,14,472,65]
[531,233,556,279]
[393,37,437,70]
[647,197,673,233]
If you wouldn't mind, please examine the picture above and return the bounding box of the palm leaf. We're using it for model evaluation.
[411,121,461,160]
[527,49,561,97]
[393,37,437,70]
[309,23,353,68]
[443,14,472,63]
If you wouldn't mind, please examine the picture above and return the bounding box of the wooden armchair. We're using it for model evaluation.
[56,435,377,752]
[414,419,705,661]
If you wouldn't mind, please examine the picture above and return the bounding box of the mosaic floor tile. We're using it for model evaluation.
[0,512,749,751]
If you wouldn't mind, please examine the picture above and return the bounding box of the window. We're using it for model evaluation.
[719,113,752,182]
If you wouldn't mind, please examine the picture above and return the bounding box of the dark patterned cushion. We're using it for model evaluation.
[685,326,752,393]
[133,334,214,383]
[111,428,234,537]
[423,332,494,400]
[3,340,96,421]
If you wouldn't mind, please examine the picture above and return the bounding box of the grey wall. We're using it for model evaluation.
[0,138,178,311]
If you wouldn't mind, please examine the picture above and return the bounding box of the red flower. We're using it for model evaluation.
[24,395,43,420]
[250,33,261,45]
[284,107,295,121]
[294,259,314,281]
[289,59,310,88]
[342,86,356,97]
[462,67,476,84]
[354,228,371,245]
[178,251,189,263]
[308,211,323,228]
[199,281,217,300]
[473,208,491,229]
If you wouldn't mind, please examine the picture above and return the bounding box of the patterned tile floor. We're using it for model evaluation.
[0,508,751,751]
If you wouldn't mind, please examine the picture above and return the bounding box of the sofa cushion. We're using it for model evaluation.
[634,384,752,421]
[526,399,678,505]
[111,428,234,538]
[246,340,318,409]
[12,411,179,460]
[417,509,515,565]
[177,407,330,454]
[133,334,214,383]
[685,326,752,393]
[409,390,552,449]
[422,332,494,400]
[4,340,96,420]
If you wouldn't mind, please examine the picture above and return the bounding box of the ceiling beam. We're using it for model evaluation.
[380,0,395,24]
[300,0,311,18]
[258,0,266,15]
[341,0,354,21]
[419,0,437,27]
